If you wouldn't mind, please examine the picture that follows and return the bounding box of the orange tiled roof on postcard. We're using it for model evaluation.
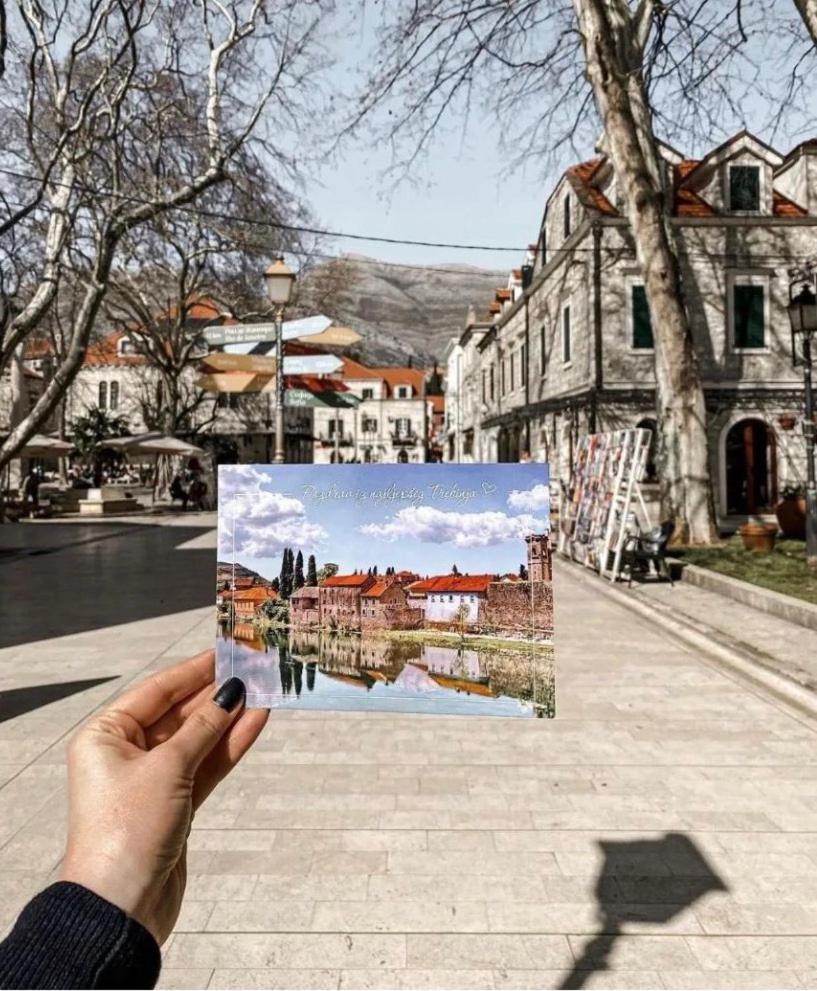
[321,573,375,588]
[408,574,496,594]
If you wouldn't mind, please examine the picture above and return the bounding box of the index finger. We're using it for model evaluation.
[109,649,215,727]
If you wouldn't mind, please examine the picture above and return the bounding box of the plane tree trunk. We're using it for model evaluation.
[573,0,718,544]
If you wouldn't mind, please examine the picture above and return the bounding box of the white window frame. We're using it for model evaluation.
[626,277,654,354]
[727,271,771,354]
[726,162,764,215]
[395,385,411,399]
[561,304,572,367]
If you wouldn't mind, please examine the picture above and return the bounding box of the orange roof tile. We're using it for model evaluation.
[23,338,53,360]
[339,356,427,398]
[673,160,717,217]
[408,574,495,594]
[321,573,374,588]
[361,579,391,599]
[566,158,617,216]
[773,190,807,217]
[429,395,445,414]
[232,586,276,602]
[84,331,148,367]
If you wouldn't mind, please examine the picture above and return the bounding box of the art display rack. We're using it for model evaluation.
[557,428,652,582]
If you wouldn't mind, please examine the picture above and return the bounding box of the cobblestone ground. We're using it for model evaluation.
[1,519,816,989]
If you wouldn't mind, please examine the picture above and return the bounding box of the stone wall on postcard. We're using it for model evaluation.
[483,581,554,635]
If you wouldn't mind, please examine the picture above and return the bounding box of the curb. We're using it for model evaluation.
[561,559,817,722]
[670,559,817,633]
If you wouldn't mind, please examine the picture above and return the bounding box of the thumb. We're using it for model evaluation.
[169,677,246,772]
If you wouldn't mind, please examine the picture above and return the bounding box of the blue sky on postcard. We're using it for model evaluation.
[217,464,550,582]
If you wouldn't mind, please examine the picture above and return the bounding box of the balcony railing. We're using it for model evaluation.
[391,431,418,446]
[318,433,354,447]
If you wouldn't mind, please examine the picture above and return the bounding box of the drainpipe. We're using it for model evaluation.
[524,294,531,453]
[591,222,603,434]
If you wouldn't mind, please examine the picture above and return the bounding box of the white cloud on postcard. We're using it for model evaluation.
[360,506,545,548]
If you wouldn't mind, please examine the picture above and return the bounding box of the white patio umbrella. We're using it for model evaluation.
[21,434,74,456]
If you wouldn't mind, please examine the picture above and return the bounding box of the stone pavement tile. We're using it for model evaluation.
[156,969,215,990]
[174,901,216,932]
[0,871,53,931]
[164,933,406,969]
[694,899,817,935]
[208,970,341,989]
[685,935,817,970]
[404,934,572,970]
[426,830,494,852]
[192,850,315,875]
[487,901,704,935]
[255,793,396,812]
[312,900,489,934]
[725,875,817,905]
[366,874,548,903]
[184,874,258,902]
[662,971,805,989]
[342,830,427,852]
[205,901,315,932]
[386,851,561,876]
[242,810,384,830]
[188,829,276,852]
[254,875,369,902]
[568,933,699,969]
[494,970,662,990]
[339,969,495,989]
[378,811,536,830]
[0,766,23,788]
[310,852,388,876]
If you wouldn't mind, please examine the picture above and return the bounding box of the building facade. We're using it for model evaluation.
[312,357,436,464]
[446,132,815,523]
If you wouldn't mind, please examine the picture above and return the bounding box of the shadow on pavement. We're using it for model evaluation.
[559,833,727,989]
[0,677,120,722]
[0,523,214,648]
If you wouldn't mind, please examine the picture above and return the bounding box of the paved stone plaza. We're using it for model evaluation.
[1,516,817,989]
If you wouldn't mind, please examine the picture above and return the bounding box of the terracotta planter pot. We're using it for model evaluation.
[738,521,778,554]
[775,495,807,540]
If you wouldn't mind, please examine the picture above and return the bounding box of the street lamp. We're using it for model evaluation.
[263,256,296,464]
[787,282,817,568]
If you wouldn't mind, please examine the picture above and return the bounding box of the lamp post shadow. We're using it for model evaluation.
[559,832,728,990]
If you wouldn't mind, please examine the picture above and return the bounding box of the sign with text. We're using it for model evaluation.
[202,314,332,346]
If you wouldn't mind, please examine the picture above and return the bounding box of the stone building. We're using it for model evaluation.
[289,585,320,626]
[312,357,435,464]
[446,131,814,524]
[317,573,376,628]
[359,579,424,631]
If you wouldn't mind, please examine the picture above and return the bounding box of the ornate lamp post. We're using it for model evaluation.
[787,282,817,568]
[263,257,296,464]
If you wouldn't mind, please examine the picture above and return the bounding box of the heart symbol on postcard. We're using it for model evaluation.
[482,482,497,495]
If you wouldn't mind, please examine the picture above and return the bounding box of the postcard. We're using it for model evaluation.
[216,463,555,717]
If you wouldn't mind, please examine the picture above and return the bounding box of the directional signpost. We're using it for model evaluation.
[199,352,279,374]
[202,314,332,347]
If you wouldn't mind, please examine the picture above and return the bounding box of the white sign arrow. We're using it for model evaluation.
[283,354,343,375]
[204,314,332,349]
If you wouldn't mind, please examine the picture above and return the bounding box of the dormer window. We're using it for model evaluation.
[395,385,411,399]
[118,337,137,356]
[729,165,760,212]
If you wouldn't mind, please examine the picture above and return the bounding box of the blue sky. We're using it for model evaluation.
[218,463,550,582]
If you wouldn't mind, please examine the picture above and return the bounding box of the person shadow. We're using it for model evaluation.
[559,833,728,990]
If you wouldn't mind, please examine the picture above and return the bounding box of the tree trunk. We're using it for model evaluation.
[573,0,718,545]
[794,0,817,43]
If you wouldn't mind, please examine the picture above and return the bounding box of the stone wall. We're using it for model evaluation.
[483,581,554,636]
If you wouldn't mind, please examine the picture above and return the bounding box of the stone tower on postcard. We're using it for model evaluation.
[525,534,552,583]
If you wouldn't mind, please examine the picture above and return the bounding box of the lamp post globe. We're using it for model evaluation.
[263,256,296,465]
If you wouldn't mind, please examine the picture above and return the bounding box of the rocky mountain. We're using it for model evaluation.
[216,561,270,587]
[303,254,505,366]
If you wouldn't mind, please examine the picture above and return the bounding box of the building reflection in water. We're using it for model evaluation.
[216,624,554,717]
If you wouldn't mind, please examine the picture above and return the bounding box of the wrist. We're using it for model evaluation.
[59,845,159,942]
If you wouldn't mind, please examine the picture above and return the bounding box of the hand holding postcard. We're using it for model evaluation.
[216,463,555,717]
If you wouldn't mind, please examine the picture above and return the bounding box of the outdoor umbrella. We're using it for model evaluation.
[20,434,74,457]
[129,436,205,456]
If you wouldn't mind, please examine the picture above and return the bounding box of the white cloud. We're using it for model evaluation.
[218,466,327,559]
[507,483,551,512]
[360,506,546,548]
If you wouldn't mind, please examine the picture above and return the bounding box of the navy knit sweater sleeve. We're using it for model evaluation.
[0,882,161,989]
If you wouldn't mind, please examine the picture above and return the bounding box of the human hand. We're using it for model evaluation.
[59,650,268,944]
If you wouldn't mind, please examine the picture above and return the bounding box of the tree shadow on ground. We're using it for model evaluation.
[0,677,119,722]
[559,833,727,989]
[0,522,214,648]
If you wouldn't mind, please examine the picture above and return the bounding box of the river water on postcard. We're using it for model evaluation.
[216,625,555,718]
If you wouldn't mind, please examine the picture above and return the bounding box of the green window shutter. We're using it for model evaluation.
[631,285,654,349]
[733,284,765,348]
[729,166,760,211]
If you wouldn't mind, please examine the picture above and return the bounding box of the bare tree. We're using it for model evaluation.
[351,0,769,543]
[0,0,326,470]
[794,0,817,41]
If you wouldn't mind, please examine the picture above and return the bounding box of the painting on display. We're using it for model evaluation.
[216,463,555,717]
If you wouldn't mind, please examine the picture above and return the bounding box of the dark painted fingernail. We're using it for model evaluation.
[212,677,245,712]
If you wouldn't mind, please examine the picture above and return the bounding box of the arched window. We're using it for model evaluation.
[98,381,107,409]
[109,381,119,411]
